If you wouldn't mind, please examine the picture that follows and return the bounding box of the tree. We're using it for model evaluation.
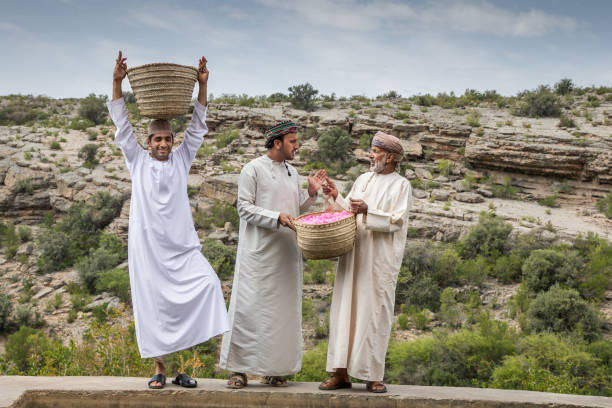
[79,94,108,125]
[316,127,352,165]
[288,83,318,111]
[78,143,99,168]
[554,78,574,95]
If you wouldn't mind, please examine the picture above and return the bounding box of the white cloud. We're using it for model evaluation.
[0,22,21,32]
[258,0,576,37]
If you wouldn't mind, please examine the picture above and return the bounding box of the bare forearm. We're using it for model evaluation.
[112,80,123,101]
[197,82,207,106]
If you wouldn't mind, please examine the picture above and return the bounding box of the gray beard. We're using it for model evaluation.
[370,160,385,173]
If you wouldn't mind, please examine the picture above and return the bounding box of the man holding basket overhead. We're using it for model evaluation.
[108,51,229,389]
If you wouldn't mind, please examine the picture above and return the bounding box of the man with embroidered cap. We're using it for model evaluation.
[219,121,326,388]
[108,51,229,389]
[319,130,413,393]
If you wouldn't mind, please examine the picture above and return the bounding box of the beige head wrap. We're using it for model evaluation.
[372,131,404,159]
[148,119,172,138]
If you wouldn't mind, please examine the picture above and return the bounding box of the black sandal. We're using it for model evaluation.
[319,377,352,390]
[262,376,288,387]
[172,373,197,388]
[147,373,166,389]
[366,381,387,393]
[227,372,247,389]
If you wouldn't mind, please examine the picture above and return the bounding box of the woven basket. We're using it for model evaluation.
[294,212,357,260]
[127,63,198,119]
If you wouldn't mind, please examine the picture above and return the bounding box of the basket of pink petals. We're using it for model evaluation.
[294,210,356,260]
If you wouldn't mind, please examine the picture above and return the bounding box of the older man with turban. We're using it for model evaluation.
[220,121,326,388]
[108,51,229,389]
[320,131,412,393]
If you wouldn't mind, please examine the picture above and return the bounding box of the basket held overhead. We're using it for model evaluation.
[127,63,198,120]
[294,212,357,260]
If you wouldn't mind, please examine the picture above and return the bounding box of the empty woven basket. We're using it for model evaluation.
[127,63,198,119]
[294,212,357,260]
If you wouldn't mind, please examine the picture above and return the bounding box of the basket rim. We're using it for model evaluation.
[294,211,355,227]
[127,63,198,73]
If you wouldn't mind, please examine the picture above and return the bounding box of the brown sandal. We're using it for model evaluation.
[261,376,288,387]
[319,376,352,390]
[366,381,387,393]
[227,372,247,389]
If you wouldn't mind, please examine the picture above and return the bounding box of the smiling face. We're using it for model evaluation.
[147,132,174,161]
[369,145,390,173]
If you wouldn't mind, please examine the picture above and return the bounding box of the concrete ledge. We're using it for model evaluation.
[1,376,611,408]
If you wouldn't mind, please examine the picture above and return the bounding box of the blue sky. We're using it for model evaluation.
[1,0,611,99]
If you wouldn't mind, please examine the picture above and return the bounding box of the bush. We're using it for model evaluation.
[315,127,352,165]
[360,133,373,150]
[465,110,481,127]
[558,115,576,128]
[458,212,513,260]
[17,226,32,243]
[201,240,236,280]
[526,285,601,340]
[554,78,574,95]
[68,117,95,130]
[490,176,519,199]
[538,194,558,207]
[0,293,13,333]
[171,116,188,134]
[78,94,108,125]
[437,159,454,176]
[214,128,240,149]
[305,259,335,284]
[5,326,49,373]
[513,86,561,117]
[493,254,523,283]
[96,268,131,303]
[77,233,127,293]
[14,305,44,329]
[576,234,612,301]
[78,143,99,168]
[491,333,610,395]
[596,192,612,219]
[37,229,74,273]
[456,256,488,287]
[13,179,34,194]
[288,83,318,111]
[522,249,581,293]
[291,341,328,382]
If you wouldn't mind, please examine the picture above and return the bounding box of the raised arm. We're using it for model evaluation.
[112,51,127,101]
[196,56,208,106]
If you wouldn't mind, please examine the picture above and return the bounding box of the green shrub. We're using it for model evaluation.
[465,110,481,127]
[491,333,610,395]
[359,133,373,150]
[522,249,581,293]
[49,140,61,150]
[305,259,335,284]
[68,117,95,130]
[513,86,561,117]
[575,234,612,301]
[526,285,601,340]
[490,176,519,199]
[171,116,188,134]
[78,143,99,168]
[37,229,74,273]
[14,305,44,329]
[386,316,517,387]
[437,159,454,176]
[201,240,236,280]
[493,254,523,283]
[214,128,240,148]
[397,313,409,330]
[13,179,34,194]
[0,95,50,125]
[538,194,559,207]
[457,256,488,287]
[77,233,126,293]
[17,226,32,243]
[596,192,612,219]
[288,83,318,111]
[554,78,574,95]
[558,115,576,128]
[0,293,13,333]
[291,341,328,382]
[458,212,512,260]
[316,127,352,166]
[78,94,108,125]
[5,326,49,373]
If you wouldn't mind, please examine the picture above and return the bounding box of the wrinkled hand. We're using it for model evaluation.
[278,212,295,231]
[114,51,127,82]
[308,169,326,197]
[198,56,209,84]
[322,176,338,200]
[349,198,368,214]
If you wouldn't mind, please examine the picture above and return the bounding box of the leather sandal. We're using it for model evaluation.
[319,376,352,390]
[227,372,247,389]
[366,381,387,393]
[172,373,197,388]
[147,373,166,389]
[261,376,288,387]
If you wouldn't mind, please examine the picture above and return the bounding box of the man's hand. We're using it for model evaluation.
[112,51,127,101]
[322,176,338,200]
[197,56,208,106]
[349,198,368,214]
[308,169,326,197]
[114,51,127,82]
[278,213,295,231]
[198,56,209,85]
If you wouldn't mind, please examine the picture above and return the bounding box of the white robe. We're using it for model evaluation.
[107,99,229,358]
[326,171,412,381]
[219,155,314,376]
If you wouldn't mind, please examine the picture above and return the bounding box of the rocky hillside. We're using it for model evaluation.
[0,89,611,353]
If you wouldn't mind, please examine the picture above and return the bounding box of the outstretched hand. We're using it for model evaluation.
[308,169,327,197]
[322,176,338,200]
[114,51,127,82]
[198,56,209,85]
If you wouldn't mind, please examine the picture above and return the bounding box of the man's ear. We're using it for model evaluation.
[274,138,282,150]
[146,138,151,148]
